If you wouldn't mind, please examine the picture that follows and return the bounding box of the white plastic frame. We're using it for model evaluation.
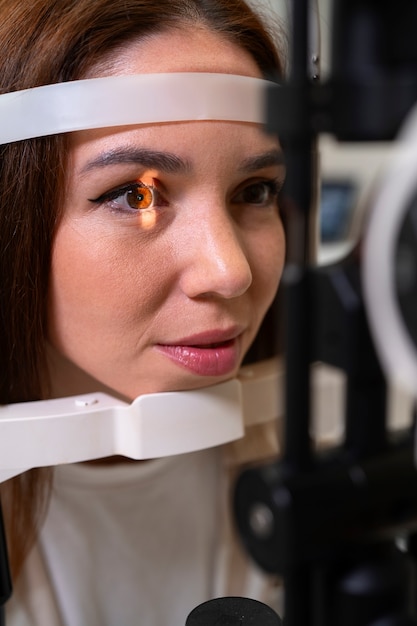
[0,73,274,145]
[362,103,417,394]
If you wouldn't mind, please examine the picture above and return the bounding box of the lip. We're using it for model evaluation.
[155,328,244,377]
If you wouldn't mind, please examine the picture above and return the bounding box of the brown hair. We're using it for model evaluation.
[0,0,283,578]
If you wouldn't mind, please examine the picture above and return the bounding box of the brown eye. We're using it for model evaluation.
[126,184,154,210]
[233,180,281,208]
[90,180,159,213]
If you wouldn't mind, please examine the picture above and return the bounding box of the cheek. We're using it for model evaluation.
[251,218,286,308]
[47,219,168,348]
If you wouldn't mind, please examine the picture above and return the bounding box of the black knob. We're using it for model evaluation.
[186,596,281,625]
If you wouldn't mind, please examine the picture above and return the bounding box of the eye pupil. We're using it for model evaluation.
[247,184,267,203]
[127,184,153,210]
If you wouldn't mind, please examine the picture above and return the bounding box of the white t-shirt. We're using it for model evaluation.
[7,448,224,626]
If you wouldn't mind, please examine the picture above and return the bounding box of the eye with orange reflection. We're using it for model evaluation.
[89,180,162,230]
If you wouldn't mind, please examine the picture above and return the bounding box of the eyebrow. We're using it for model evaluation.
[238,149,285,173]
[79,147,192,176]
[79,146,285,178]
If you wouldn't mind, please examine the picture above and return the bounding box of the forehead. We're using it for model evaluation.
[69,120,282,182]
[87,25,263,79]
[68,27,273,172]
[0,25,269,146]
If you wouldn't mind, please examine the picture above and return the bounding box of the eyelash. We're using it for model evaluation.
[89,181,164,214]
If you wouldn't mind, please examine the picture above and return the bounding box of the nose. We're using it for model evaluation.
[178,210,253,300]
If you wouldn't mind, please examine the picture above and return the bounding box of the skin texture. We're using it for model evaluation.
[47,25,286,402]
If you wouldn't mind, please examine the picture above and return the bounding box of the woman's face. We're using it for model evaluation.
[47,26,286,401]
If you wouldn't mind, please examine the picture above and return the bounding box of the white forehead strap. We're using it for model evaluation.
[0,72,274,145]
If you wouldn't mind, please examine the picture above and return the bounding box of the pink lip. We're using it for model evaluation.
[156,329,243,377]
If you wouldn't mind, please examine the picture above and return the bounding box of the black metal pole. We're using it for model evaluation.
[279,3,318,625]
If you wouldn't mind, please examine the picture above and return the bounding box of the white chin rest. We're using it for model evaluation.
[0,359,282,482]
